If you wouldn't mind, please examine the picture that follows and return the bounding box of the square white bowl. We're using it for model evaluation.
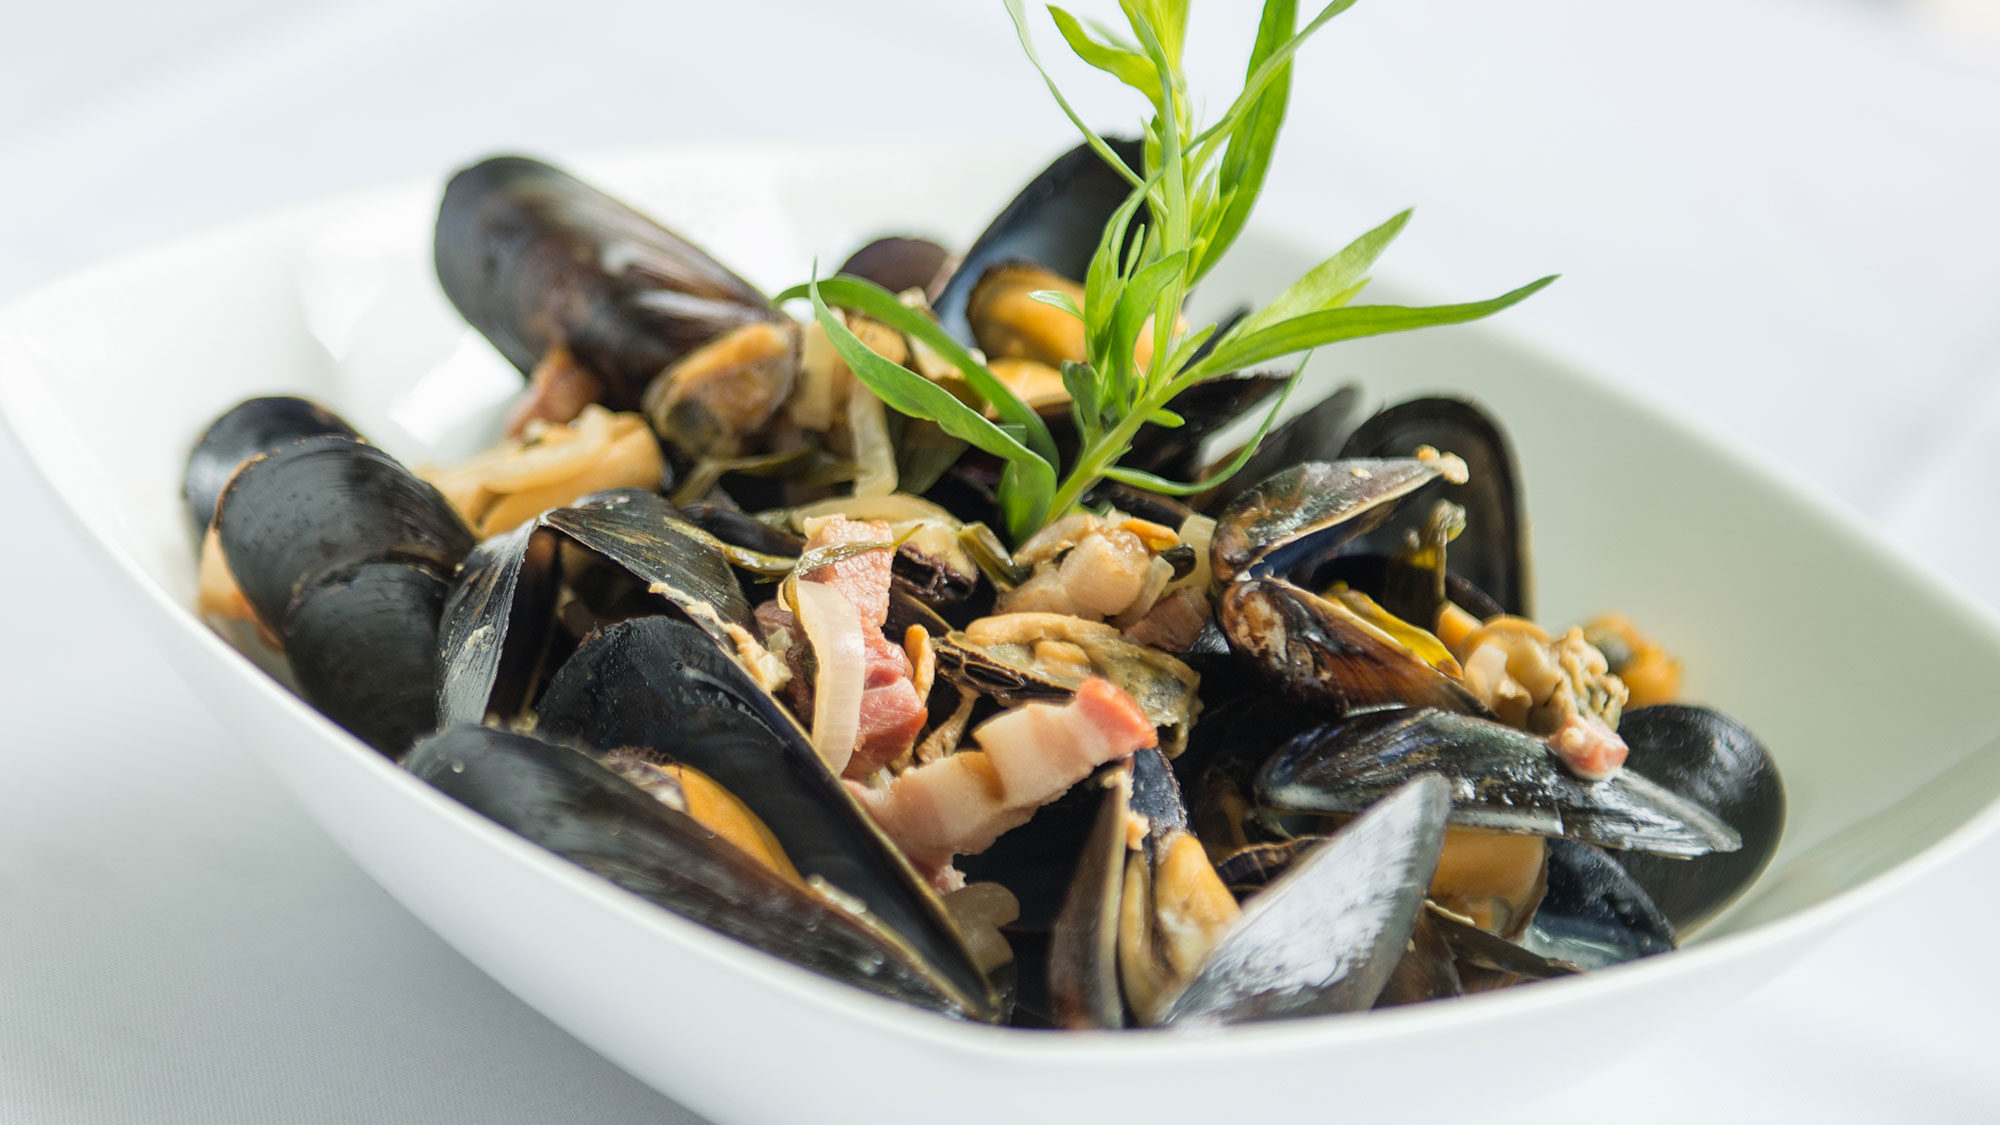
[5,146,2000,1124]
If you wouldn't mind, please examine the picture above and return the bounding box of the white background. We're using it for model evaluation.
[3,0,1998,1120]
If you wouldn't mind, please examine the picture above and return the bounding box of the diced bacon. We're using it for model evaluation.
[757,599,925,779]
[800,516,895,629]
[850,752,1031,871]
[855,678,1156,868]
[849,632,928,777]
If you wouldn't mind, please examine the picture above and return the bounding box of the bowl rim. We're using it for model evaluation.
[5,141,2000,1057]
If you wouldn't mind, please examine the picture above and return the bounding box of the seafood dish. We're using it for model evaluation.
[178,1,1783,1030]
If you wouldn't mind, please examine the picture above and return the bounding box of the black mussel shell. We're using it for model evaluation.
[1047,760,1136,1030]
[1160,774,1451,1026]
[1524,840,1677,969]
[285,561,449,756]
[1374,906,1464,1007]
[1258,708,1741,857]
[404,725,985,1017]
[1045,747,1199,1029]
[1340,396,1530,617]
[1210,457,1465,584]
[931,137,1146,345]
[435,155,782,410]
[1424,902,1581,981]
[1197,385,1362,516]
[1218,577,1488,717]
[434,521,561,727]
[1610,705,1785,930]
[184,396,358,534]
[534,616,999,1019]
[435,490,757,728]
[1092,371,1291,482]
[839,236,952,295]
[214,434,473,630]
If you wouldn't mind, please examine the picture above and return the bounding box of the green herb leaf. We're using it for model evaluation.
[1029,288,1085,320]
[1060,360,1102,432]
[1195,0,1296,281]
[1194,275,1559,378]
[1004,0,1142,187]
[1050,6,1159,98]
[804,273,1054,539]
[1107,249,1190,393]
[1225,208,1411,342]
[775,274,1058,469]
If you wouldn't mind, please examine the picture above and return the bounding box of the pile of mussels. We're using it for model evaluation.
[183,143,1784,1028]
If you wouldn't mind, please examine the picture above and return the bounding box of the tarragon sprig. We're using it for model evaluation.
[783,0,1556,544]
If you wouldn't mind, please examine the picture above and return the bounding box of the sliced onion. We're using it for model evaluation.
[846,384,898,498]
[793,579,867,776]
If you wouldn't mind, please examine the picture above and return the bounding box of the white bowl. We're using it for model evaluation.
[5,146,1999,1124]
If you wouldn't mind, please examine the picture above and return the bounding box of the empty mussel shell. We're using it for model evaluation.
[1160,773,1451,1026]
[1257,708,1741,857]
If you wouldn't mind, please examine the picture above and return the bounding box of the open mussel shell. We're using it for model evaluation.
[1609,705,1785,930]
[1219,578,1489,717]
[1210,456,1466,584]
[435,489,756,727]
[214,434,473,628]
[1423,902,1581,982]
[1159,774,1452,1026]
[435,155,782,410]
[1374,906,1463,1007]
[533,616,1000,1020]
[404,725,986,1017]
[1196,386,1362,516]
[1523,840,1677,969]
[930,137,1144,346]
[183,396,358,533]
[1340,396,1530,617]
[1258,708,1741,858]
[1047,759,1136,1029]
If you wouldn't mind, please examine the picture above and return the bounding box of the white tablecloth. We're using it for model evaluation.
[4,1,1998,1120]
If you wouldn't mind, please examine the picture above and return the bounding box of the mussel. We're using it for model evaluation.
[435,155,786,414]
[209,429,472,755]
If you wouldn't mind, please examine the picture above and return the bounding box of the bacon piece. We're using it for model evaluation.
[849,632,928,777]
[800,516,894,629]
[855,678,1156,868]
[756,599,925,779]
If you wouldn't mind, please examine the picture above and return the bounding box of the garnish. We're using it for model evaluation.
[779,0,1556,543]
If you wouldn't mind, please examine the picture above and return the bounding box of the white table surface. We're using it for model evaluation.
[4,0,1999,1120]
